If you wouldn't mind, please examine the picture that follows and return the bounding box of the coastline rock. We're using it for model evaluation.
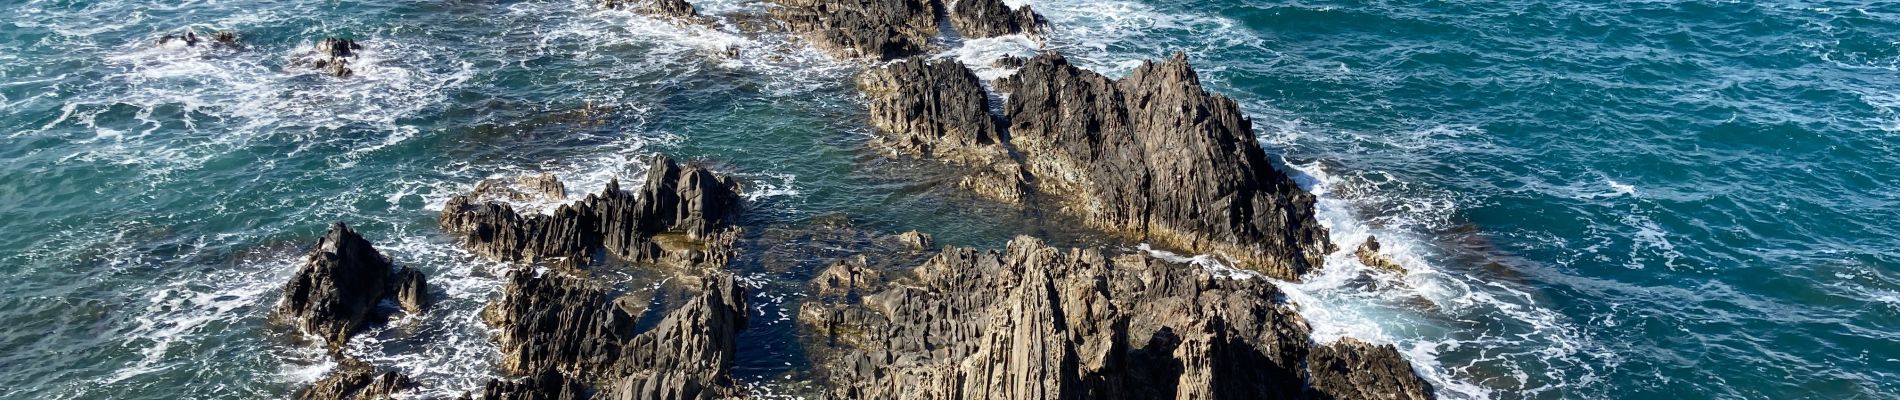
[600,0,713,25]
[275,223,431,350]
[438,154,743,267]
[768,0,941,60]
[298,38,363,77]
[859,58,1030,203]
[297,358,415,400]
[999,53,1332,279]
[801,236,1430,399]
[470,173,569,205]
[949,0,1046,39]
[472,371,592,400]
[1306,338,1436,400]
[483,268,749,399]
[1356,235,1405,273]
[894,230,932,250]
[158,30,241,49]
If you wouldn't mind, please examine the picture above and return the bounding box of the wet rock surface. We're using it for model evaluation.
[800,236,1433,399]
[275,223,431,351]
[158,30,241,49]
[437,154,742,267]
[600,0,712,25]
[768,0,941,60]
[300,38,363,77]
[297,358,416,400]
[1356,235,1405,273]
[469,174,569,205]
[860,53,1332,280]
[1307,338,1436,400]
[948,0,1046,39]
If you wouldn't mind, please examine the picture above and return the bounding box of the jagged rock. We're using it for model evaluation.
[600,0,712,25]
[801,236,1431,399]
[438,155,742,267]
[1356,235,1405,273]
[604,274,750,400]
[949,0,1046,39]
[768,0,941,60]
[276,223,431,350]
[301,38,363,77]
[991,54,1029,69]
[483,268,749,399]
[297,358,415,400]
[472,371,593,400]
[1001,52,1332,279]
[158,30,241,49]
[859,58,1030,203]
[812,256,882,297]
[894,230,932,250]
[485,270,640,377]
[471,174,569,205]
[1307,338,1435,400]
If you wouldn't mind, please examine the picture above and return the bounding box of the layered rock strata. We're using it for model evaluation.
[481,268,750,399]
[1307,338,1436,400]
[438,155,742,268]
[948,0,1046,39]
[800,236,1434,399]
[863,53,1333,279]
[768,0,941,60]
[297,358,416,400]
[275,223,431,351]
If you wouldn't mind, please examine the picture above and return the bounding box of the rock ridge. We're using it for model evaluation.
[275,222,432,351]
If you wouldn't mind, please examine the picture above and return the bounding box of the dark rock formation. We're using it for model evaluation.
[768,0,941,60]
[600,0,711,25]
[438,154,743,268]
[800,236,1433,399]
[158,30,241,49]
[949,0,1046,39]
[275,223,431,350]
[482,268,749,399]
[301,38,363,77]
[470,174,569,205]
[472,371,592,400]
[862,52,1331,279]
[1356,235,1405,273]
[859,57,1030,203]
[1307,338,1436,400]
[297,358,415,400]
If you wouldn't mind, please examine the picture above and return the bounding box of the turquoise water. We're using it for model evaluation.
[1,0,1896,399]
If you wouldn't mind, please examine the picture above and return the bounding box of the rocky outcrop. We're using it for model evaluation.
[863,53,1331,279]
[470,174,569,205]
[895,230,933,250]
[948,0,1046,39]
[482,268,749,399]
[158,30,240,49]
[297,358,415,400]
[768,0,941,60]
[859,58,1030,203]
[438,155,742,268]
[301,38,363,77]
[1356,236,1405,273]
[1307,338,1436,400]
[472,371,592,400]
[800,236,1430,399]
[600,0,711,25]
[276,223,431,350]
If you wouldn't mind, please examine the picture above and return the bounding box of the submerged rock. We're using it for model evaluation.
[600,0,711,25]
[299,38,363,77]
[948,0,1046,39]
[768,0,941,60]
[275,223,431,350]
[894,230,932,250]
[158,30,241,49]
[296,358,415,400]
[1356,235,1405,273]
[482,268,749,399]
[800,236,1433,399]
[862,52,1331,280]
[1307,338,1436,400]
[438,154,743,268]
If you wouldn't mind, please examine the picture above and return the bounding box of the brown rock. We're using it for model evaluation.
[1356,235,1405,273]
[859,57,1031,203]
[472,370,592,400]
[276,223,430,351]
[949,0,1046,39]
[470,173,569,204]
[296,358,414,400]
[768,0,941,60]
[600,0,708,24]
[1307,338,1436,400]
[894,230,933,250]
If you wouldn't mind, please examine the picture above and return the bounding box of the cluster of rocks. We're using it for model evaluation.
[862,53,1333,280]
[274,223,432,399]
[437,154,742,270]
[157,30,241,49]
[768,0,1046,60]
[800,236,1434,399]
[295,38,364,78]
[601,0,712,25]
[1356,235,1406,273]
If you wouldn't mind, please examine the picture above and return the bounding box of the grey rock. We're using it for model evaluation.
[948,0,1046,39]
[296,358,414,400]
[275,223,430,351]
[1306,338,1436,400]
[768,0,941,60]
[158,30,241,49]
[306,38,363,77]
[859,58,1030,203]
[470,173,569,205]
[1356,235,1405,273]
[472,370,593,400]
[894,230,933,250]
[600,0,707,24]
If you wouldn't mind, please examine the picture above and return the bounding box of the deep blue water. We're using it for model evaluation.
[1,0,1895,399]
